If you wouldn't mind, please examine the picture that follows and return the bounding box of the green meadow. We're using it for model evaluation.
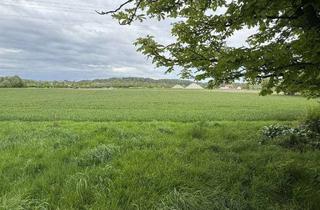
[0,89,316,122]
[0,89,319,210]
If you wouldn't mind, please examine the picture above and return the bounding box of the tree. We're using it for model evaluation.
[9,76,25,88]
[98,0,320,98]
[0,76,25,88]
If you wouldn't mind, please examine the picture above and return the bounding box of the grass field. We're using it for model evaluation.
[0,89,319,210]
[0,89,317,122]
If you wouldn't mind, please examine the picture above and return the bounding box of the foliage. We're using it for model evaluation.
[102,0,320,97]
[0,76,26,88]
[261,124,295,139]
[303,106,320,133]
[22,77,205,89]
[15,77,253,90]
[261,110,320,150]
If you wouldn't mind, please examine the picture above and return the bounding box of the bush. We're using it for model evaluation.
[261,124,294,140]
[261,109,320,151]
[302,106,320,134]
[0,76,26,88]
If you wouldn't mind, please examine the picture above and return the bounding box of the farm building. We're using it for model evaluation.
[172,85,184,89]
[220,86,230,90]
[185,83,204,89]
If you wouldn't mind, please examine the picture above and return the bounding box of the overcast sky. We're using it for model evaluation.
[0,0,250,81]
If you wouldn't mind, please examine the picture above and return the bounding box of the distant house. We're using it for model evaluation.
[220,85,233,90]
[172,85,184,89]
[220,86,230,90]
[185,83,204,89]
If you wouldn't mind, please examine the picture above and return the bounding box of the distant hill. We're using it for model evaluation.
[1,76,263,90]
[23,77,207,89]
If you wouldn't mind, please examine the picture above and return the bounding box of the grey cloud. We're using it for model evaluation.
[0,0,247,81]
[0,0,176,80]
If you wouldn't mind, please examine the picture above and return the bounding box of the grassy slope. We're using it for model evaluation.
[0,89,319,210]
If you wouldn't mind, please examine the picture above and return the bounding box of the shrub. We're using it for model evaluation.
[0,76,26,88]
[261,124,293,140]
[261,115,320,151]
[261,107,320,151]
[302,106,320,134]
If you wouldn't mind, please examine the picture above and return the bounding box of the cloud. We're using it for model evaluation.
[0,0,175,80]
[226,27,257,48]
[0,0,247,81]
[112,67,137,73]
[0,47,23,55]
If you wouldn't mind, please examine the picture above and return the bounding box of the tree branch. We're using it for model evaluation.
[96,0,144,25]
[125,0,143,25]
[96,0,133,15]
[265,15,298,20]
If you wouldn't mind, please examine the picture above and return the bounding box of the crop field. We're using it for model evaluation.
[0,89,317,122]
[0,89,319,210]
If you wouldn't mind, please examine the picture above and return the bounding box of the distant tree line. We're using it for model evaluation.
[23,77,206,89]
[0,76,262,90]
[0,76,26,88]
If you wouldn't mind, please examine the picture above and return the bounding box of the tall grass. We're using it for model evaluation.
[0,89,319,209]
[0,121,319,209]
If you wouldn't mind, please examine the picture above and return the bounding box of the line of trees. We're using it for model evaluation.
[0,76,262,90]
[0,76,26,88]
[23,77,205,89]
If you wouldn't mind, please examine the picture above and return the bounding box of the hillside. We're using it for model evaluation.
[23,77,205,89]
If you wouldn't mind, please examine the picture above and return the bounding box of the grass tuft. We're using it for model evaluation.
[157,188,211,210]
[77,144,120,167]
[189,121,208,139]
[0,193,49,210]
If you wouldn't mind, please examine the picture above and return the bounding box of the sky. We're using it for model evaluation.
[0,0,251,81]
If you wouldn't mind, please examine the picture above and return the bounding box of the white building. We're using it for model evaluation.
[185,83,204,89]
[220,86,230,90]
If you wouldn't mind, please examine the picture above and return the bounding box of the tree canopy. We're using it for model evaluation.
[99,0,320,97]
[0,76,25,88]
